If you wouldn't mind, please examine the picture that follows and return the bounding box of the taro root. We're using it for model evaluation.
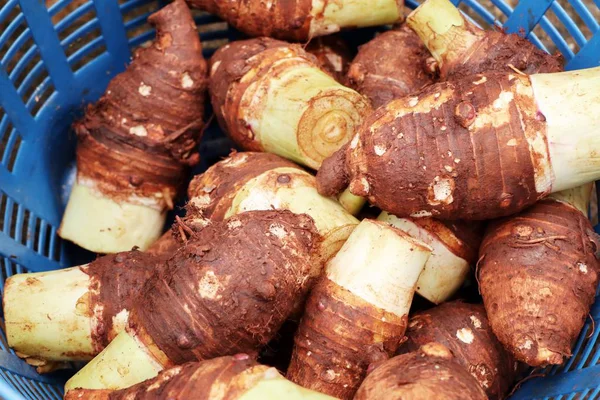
[479,184,600,366]
[378,213,482,303]
[4,251,159,369]
[347,26,436,108]
[209,38,370,171]
[59,0,207,253]
[64,210,320,391]
[407,0,563,79]
[317,66,600,220]
[399,301,517,399]
[354,343,488,400]
[286,219,432,399]
[186,0,404,41]
[210,38,370,214]
[187,152,358,270]
[65,355,336,400]
[306,35,353,83]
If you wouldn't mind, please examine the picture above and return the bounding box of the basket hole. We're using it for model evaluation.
[0,116,13,167]
[33,218,43,253]
[8,204,17,241]
[19,209,31,246]
[50,231,62,262]
[42,225,53,259]
[197,19,229,53]
[5,132,22,173]
[0,4,26,78]
[71,40,108,72]
[0,191,8,234]
[120,0,160,45]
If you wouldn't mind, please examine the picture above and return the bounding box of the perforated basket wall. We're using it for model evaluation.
[0,0,599,399]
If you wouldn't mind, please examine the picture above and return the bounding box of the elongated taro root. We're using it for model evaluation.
[347,26,436,108]
[378,213,481,303]
[65,355,335,400]
[355,343,487,400]
[59,0,207,253]
[306,35,353,83]
[186,0,403,41]
[65,210,320,391]
[209,38,371,171]
[317,66,600,220]
[3,251,159,369]
[407,0,563,79]
[187,152,358,270]
[479,184,600,366]
[399,301,517,399]
[286,219,432,399]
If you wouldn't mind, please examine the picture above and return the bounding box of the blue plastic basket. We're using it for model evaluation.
[0,0,599,399]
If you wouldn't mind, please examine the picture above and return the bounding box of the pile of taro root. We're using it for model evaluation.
[5,0,600,399]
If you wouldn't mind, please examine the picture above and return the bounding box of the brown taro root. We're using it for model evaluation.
[209,37,371,171]
[399,301,517,399]
[479,184,600,366]
[378,214,482,303]
[187,152,358,270]
[355,343,488,400]
[186,0,403,41]
[59,0,207,254]
[407,0,563,79]
[347,25,436,108]
[65,355,336,400]
[317,66,600,220]
[4,251,159,370]
[65,210,321,391]
[287,219,432,399]
[306,35,353,83]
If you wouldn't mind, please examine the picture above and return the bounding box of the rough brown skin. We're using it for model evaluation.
[64,355,268,400]
[441,29,564,80]
[355,343,488,400]
[479,199,600,366]
[187,152,301,219]
[286,278,407,399]
[85,251,161,352]
[318,71,549,220]
[186,0,313,41]
[399,301,517,399]
[209,38,318,152]
[75,0,207,207]
[347,26,436,108]
[306,35,353,83]
[127,210,321,367]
